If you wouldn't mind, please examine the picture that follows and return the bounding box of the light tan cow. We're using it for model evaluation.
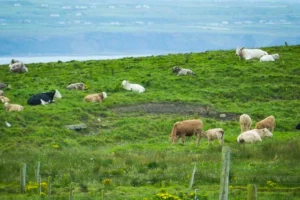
[170,119,203,146]
[0,96,10,103]
[239,114,252,133]
[255,115,275,132]
[4,102,24,112]
[84,92,107,102]
[203,128,224,145]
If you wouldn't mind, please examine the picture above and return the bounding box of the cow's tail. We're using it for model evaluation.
[170,124,177,143]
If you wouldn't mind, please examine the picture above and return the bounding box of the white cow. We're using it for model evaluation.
[237,128,273,143]
[260,54,280,62]
[122,80,145,93]
[236,47,268,60]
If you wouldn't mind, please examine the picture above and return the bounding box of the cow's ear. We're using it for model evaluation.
[241,47,245,50]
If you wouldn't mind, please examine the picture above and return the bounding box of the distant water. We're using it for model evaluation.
[0,54,152,65]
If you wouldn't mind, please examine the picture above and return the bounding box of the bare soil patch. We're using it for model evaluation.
[112,102,239,120]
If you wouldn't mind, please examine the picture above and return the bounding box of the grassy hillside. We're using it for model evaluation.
[0,45,300,200]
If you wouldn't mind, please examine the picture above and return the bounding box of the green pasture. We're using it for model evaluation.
[0,45,300,199]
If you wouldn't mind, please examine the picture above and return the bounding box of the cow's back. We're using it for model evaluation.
[176,119,203,135]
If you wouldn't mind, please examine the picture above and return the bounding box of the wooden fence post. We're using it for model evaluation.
[189,163,197,189]
[20,163,26,193]
[36,161,40,183]
[247,184,257,200]
[219,146,230,200]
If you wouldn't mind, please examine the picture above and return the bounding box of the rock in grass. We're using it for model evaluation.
[65,123,87,131]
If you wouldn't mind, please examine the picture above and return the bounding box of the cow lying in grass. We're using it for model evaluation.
[236,47,268,60]
[122,80,145,93]
[67,82,86,90]
[237,128,273,143]
[255,115,275,132]
[0,96,10,103]
[170,119,203,146]
[27,89,62,105]
[239,114,252,133]
[4,102,24,112]
[9,59,28,73]
[203,128,224,145]
[84,92,107,102]
[260,54,280,62]
[172,66,195,76]
[0,83,10,90]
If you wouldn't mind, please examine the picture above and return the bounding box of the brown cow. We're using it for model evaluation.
[84,92,107,102]
[170,119,204,146]
[255,115,275,132]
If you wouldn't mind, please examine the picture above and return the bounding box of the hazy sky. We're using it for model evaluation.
[1,0,300,57]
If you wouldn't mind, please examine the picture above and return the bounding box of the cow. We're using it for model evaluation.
[4,102,24,112]
[260,54,280,62]
[9,60,28,73]
[296,123,300,130]
[67,82,86,90]
[84,92,107,102]
[0,83,11,90]
[0,96,10,103]
[0,90,3,96]
[169,119,204,146]
[239,114,252,133]
[172,66,195,76]
[255,115,275,132]
[122,80,145,93]
[203,128,224,145]
[236,47,268,60]
[27,89,62,105]
[237,128,273,143]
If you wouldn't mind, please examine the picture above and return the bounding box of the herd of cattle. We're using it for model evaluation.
[1,48,299,144]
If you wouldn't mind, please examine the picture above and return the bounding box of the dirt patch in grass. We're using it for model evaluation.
[112,102,239,120]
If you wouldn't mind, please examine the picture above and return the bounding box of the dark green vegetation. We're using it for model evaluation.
[0,45,300,200]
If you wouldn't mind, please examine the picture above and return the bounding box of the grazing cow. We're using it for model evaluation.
[170,119,204,146]
[27,89,62,105]
[0,83,11,90]
[237,128,273,143]
[239,114,252,133]
[122,80,145,93]
[9,60,28,73]
[4,102,24,112]
[236,47,268,60]
[260,54,280,62]
[84,92,107,102]
[255,115,275,132]
[296,123,300,130]
[67,82,86,90]
[203,128,224,145]
[172,66,195,76]
[0,90,3,96]
[0,96,10,103]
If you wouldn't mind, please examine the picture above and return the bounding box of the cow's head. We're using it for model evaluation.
[122,80,129,87]
[54,89,62,99]
[260,128,273,138]
[102,92,107,99]
[235,47,244,56]
[172,66,181,73]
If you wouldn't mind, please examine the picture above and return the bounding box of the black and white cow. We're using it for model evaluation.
[27,90,62,105]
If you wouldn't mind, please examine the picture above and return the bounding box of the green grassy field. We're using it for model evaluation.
[0,45,300,199]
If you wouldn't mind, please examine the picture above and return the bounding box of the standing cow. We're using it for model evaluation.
[239,114,252,133]
[169,119,204,146]
[255,115,275,132]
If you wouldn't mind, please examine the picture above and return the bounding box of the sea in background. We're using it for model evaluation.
[1,0,300,58]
